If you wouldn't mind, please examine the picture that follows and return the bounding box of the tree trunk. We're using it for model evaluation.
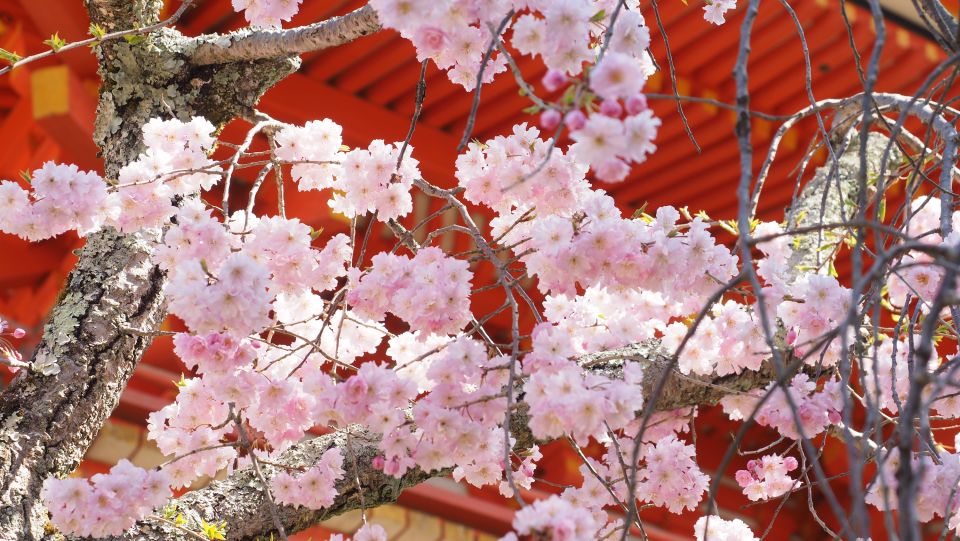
[0,2,298,538]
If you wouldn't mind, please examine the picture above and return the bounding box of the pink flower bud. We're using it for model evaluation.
[785,328,798,345]
[783,456,798,471]
[539,109,561,130]
[625,93,648,115]
[541,69,568,92]
[12,328,25,339]
[734,469,754,487]
[599,99,623,117]
[371,456,385,470]
[564,110,586,131]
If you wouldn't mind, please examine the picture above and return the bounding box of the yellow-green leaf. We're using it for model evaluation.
[200,519,227,541]
[43,33,67,52]
[0,47,21,65]
[89,23,107,39]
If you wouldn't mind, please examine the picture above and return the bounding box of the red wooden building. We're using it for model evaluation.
[0,0,954,538]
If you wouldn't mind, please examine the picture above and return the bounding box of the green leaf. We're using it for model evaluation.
[878,197,887,222]
[309,227,324,240]
[43,33,67,52]
[521,104,541,115]
[18,170,32,184]
[174,373,187,388]
[88,23,107,39]
[590,9,607,22]
[123,34,146,45]
[631,201,649,219]
[0,47,21,65]
[162,503,178,520]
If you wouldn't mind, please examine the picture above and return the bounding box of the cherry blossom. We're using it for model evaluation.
[735,454,799,501]
[41,460,171,538]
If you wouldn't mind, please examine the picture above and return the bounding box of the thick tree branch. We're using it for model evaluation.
[93,342,790,541]
[189,4,381,66]
[0,229,167,541]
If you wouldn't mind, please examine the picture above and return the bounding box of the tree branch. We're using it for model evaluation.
[189,4,381,66]
[92,341,791,541]
[92,133,903,541]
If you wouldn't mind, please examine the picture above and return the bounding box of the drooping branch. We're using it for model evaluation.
[189,4,381,66]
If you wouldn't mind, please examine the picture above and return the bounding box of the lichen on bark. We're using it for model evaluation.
[0,1,302,539]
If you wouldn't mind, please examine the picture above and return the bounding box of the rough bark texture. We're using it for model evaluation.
[0,1,299,539]
[785,135,899,281]
[190,4,381,66]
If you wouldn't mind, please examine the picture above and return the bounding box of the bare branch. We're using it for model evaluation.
[189,4,381,66]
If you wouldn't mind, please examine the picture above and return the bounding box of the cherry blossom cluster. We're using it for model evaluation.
[166,251,274,337]
[40,460,171,538]
[886,197,960,307]
[328,140,421,221]
[866,444,960,533]
[231,0,303,27]
[276,123,422,222]
[660,299,766,377]
[271,447,345,509]
[499,445,542,498]
[367,0,512,90]
[485,171,739,308]
[522,321,646,443]
[694,516,759,541]
[147,375,240,488]
[386,337,510,485]
[172,331,260,376]
[541,287,680,357]
[0,118,219,242]
[721,374,842,440]
[503,494,607,541]
[633,434,709,512]
[274,119,344,190]
[235,214,352,293]
[274,295,387,366]
[568,103,661,183]
[456,123,592,214]
[0,162,112,241]
[158,200,352,338]
[113,117,220,232]
[735,454,798,501]
[776,274,853,366]
[347,247,472,336]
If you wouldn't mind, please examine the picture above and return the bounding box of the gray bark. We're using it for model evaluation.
[0,1,298,539]
[190,4,381,66]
